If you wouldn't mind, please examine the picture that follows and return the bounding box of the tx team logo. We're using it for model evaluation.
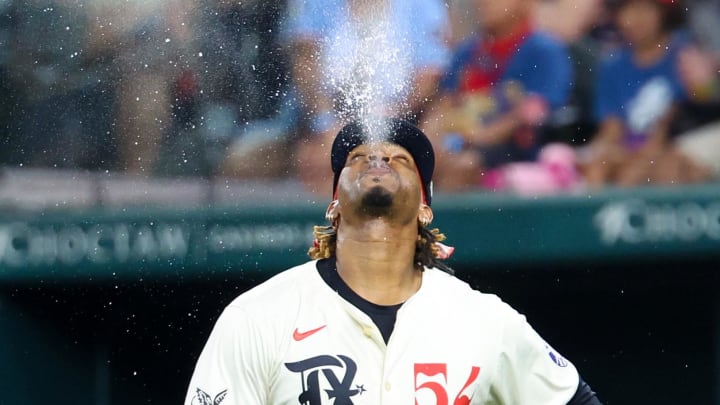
[414,363,481,405]
[285,354,364,404]
[190,388,227,405]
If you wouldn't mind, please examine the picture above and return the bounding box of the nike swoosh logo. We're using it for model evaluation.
[293,325,327,341]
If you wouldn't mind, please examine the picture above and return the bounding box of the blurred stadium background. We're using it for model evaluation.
[0,0,719,404]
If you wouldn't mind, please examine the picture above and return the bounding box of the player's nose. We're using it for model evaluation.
[367,153,391,167]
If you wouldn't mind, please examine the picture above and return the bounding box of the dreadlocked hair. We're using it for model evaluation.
[307,223,454,275]
[417,226,455,275]
[308,225,337,260]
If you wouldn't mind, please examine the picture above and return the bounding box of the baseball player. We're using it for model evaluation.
[184,118,602,404]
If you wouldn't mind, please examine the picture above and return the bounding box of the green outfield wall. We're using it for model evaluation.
[1,184,718,281]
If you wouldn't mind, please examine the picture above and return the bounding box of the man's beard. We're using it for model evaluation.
[359,185,393,216]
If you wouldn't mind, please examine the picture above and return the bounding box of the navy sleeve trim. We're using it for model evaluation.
[568,377,602,405]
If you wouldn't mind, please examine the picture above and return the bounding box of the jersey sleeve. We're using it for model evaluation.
[490,304,580,404]
[439,37,476,92]
[593,55,623,123]
[513,35,573,110]
[184,306,271,405]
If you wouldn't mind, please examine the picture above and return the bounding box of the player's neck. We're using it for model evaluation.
[335,220,422,306]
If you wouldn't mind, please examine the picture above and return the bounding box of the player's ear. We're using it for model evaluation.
[325,200,340,224]
[418,204,433,227]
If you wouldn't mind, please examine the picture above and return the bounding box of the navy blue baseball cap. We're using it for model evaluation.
[330,117,435,205]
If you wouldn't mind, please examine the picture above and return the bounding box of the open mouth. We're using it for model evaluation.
[365,166,392,176]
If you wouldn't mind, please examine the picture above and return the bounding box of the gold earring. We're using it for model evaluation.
[419,208,433,227]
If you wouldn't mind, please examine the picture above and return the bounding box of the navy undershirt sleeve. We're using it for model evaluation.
[568,378,602,404]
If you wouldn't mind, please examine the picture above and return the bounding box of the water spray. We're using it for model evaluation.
[319,0,413,143]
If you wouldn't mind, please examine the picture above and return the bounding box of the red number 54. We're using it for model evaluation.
[414,363,481,405]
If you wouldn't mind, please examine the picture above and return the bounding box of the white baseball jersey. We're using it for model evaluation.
[185,260,580,405]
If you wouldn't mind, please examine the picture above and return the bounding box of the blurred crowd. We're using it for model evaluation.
[0,0,718,199]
